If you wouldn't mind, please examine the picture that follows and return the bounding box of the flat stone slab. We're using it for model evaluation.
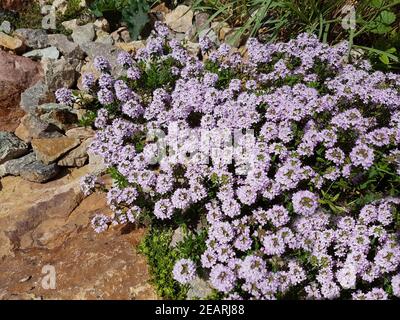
[32,137,80,165]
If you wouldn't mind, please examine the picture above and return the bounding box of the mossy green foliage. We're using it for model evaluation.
[138,224,208,299]
[2,1,43,29]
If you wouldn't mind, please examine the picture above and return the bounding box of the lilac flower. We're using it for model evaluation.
[199,35,213,52]
[117,51,133,67]
[154,199,174,220]
[350,143,375,169]
[80,174,99,196]
[98,73,114,89]
[173,258,196,284]
[55,88,74,106]
[93,56,111,72]
[292,190,319,216]
[127,66,141,80]
[210,264,236,293]
[392,274,400,298]
[97,88,114,105]
[71,29,400,300]
[91,213,110,233]
[82,73,95,91]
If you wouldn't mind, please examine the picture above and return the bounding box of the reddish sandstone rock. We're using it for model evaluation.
[0,0,31,11]
[0,50,43,131]
[0,169,157,300]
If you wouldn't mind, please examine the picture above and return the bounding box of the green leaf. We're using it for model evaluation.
[379,10,396,25]
[122,0,149,40]
[370,0,384,8]
[380,53,390,65]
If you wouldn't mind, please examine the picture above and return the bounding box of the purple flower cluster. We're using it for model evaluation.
[173,258,196,284]
[76,24,400,299]
[55,88,74,106]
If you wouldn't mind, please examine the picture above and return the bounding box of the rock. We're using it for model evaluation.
[52,0,68,14]
[0,132,29,164]
[195,12,210,31]
[21,161,59,183]
[0,166,88,255]
[186,41,200,57]
[95,31,114,45]
[1,0,29,11]
[47,34,86,61]
[0,31,24,51]
[58,138,92,167]
[165,5,194,33]
[88,149,106,174]
[15,113,63,143]
[0,179,157,299]
[1,153,60,182]
[38,107,78,131]
[0,51,43,131]
[38,105,78,131]
[20,80,52,114]
[71,23,95,45]
[115,40,145,53]
[211,21,229,35]
[65,127,95,141]
[198,28,218,44]
[170,226,189,248]
[36,103,71,114]
[61,19,78,32]
[94,18,110,32]
[23,47,60,60]
[219,26,233,41]
[42,57,77,91]
[32,137,80,164]
[151,2,170,14]
[220,27,242,47]
[13,28,48,49]
[120,30,131,43]
[0,20,12,34]
[186,276,213,300]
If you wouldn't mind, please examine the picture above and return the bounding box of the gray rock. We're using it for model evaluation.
[39,109,78,131]
[94,18,110,32]
[23,47,60,60]
[36,103,71,113]
[14,28,48,49]
[47,34,86,61]
[21,161,60,183]
[195,12,210,31]
[36,103,78,131]
[0,132,29,165]
[1,153,60,183]
[20,80,52,114]
[186,276,213,300]
[95,34,114,45]
[42,57,77,91]
[71,23,95,45]
[1,152,36,176]
[0,21,12,34]
[170,226,187,248]
[199,28,219,44]
[88,149,106,174]
[61,19,78,32]
[120,30,131,43]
